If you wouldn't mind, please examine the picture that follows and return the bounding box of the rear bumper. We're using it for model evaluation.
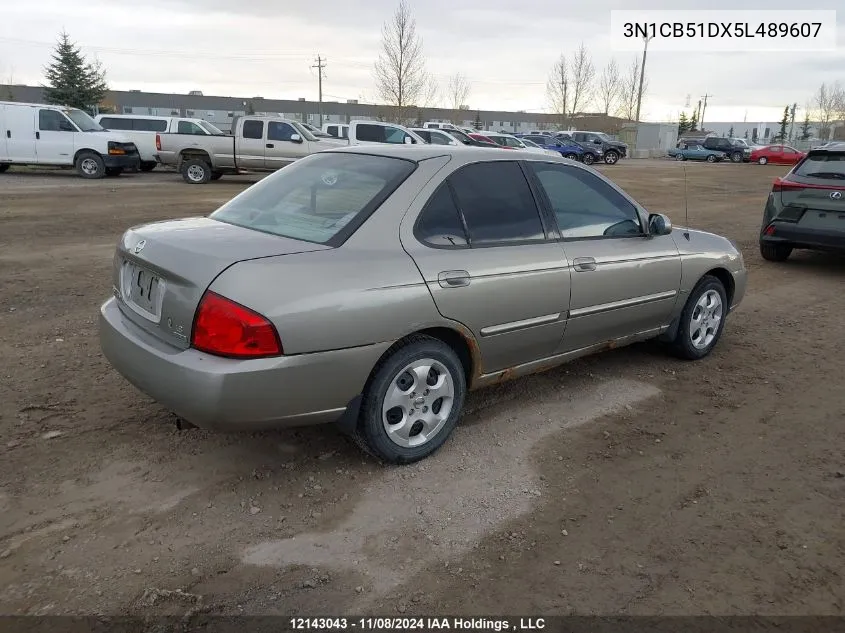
[99,297,390,431]
[104,154,141,170]
[761,223,845,252]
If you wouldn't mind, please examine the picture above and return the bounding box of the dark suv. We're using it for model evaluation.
[702,137,750,163]
[759,146,845,261]
[559,131,628,164]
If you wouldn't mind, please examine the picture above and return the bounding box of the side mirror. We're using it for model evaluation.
[648,213,672,236]
[404,135,414,144]
[59,121,76,132]
[593,139,602,144]
[290,133,302,143]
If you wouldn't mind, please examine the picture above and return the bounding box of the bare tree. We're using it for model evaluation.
[812,82,840,140]
[617,57,645,121]
[374,0,429,122]
[447,72,471,121]
[568,43,595,115]
[546,54,569,125]
[596,59,621,115]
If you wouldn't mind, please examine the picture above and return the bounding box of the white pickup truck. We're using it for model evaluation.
[156,117,425,184]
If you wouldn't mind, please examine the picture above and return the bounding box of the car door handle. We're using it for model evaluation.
[572,257,597,272]
[5,130,9,138]
[266,143,274,148]
[437,270,470,288]
[35,131,40,140]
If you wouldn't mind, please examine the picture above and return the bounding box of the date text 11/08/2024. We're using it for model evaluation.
[289,617,547,631]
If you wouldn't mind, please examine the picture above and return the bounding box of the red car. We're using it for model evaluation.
[750,144,806,165]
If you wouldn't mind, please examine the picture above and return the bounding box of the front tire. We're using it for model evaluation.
[731,151,743,163]
[354,335,466,464]
[604,150,619,164]
[671,275,728,360]
[75,151,106,179]
[760,241,792,262]
[181,158,212,184]
[139,161,157,172]
[758,156,768,165]
[564,153,578,160]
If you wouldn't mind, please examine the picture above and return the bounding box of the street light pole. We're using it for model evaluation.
[634,35,652,122]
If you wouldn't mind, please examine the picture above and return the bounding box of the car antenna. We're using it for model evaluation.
[682,162,691,241]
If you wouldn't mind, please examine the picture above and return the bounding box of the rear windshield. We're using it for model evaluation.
[793,153,845,180]
[210,153,416,245]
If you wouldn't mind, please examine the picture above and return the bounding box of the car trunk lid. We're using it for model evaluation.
[112,217,330,350]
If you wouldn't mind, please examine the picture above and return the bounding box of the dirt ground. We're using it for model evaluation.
[0,160,843,618]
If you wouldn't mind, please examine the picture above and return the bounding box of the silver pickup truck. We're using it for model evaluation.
[155,116,346,183]
[156,117,426,183]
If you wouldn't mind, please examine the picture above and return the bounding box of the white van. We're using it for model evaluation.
[322,122,349,139]
[95,114,222,172]
[347,121,425,146]
[0,101,140,178]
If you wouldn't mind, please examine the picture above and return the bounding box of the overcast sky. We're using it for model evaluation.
[1,0,842,123]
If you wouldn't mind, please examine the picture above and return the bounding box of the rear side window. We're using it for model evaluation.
[449,162,545,245]
[356,124,386,143]
[135,119,167,132]
[178,121,206,135]
[98,117,132,130]
[415,184,469,247]
[242,120,264,139]
[326,125,337,137]
[793,152,845,179]
[210,153,416,245]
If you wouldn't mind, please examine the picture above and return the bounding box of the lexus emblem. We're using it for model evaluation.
[133,240,147,254]
[831,191,842,200]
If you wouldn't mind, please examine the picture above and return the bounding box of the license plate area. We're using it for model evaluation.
[121,261,164,321]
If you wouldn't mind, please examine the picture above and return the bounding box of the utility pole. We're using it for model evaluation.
[700,93,712,131]
[634,35,652,122]
[311,55,326,127]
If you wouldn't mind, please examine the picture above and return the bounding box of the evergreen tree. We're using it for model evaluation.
[689,109,698,131]
[776,105,789,142]
[728,125,734,138]
[42,31,108,112]
[677,112,689,134]
[473,110,482,129]
[800,113,812,140]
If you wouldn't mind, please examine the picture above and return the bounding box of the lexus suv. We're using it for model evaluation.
[759,146,845,261]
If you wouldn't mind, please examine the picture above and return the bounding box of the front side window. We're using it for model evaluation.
[429,131,453,145]
[39,110,76,132]
[448,161,545,245]
[415,184,469,247]
[242,120,264,139]
[268,121,297,141]
[210,153,415,245]
[529,163,643,239]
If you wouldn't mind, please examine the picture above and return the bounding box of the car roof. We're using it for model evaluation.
[328,144,574,164]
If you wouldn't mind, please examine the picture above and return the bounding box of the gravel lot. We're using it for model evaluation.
[0,161,843,617]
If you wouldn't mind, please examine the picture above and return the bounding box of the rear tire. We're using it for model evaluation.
[671,275,728,361]
[706,154,716,162]
[181,158,212,184]
[0,164,9,173]
[675,153,685,161]
[758,156,768,165]
[139,161,157,172]
[760,241,792,262]
[75,151,106,179]
[582,153,595,165]
[564,153,578,160]
[354,335,466,464]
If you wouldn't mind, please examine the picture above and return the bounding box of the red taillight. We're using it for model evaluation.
[772,176,842,192]
[191,292,282,358]
[764,225,776,235]
[155,134,161,151]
